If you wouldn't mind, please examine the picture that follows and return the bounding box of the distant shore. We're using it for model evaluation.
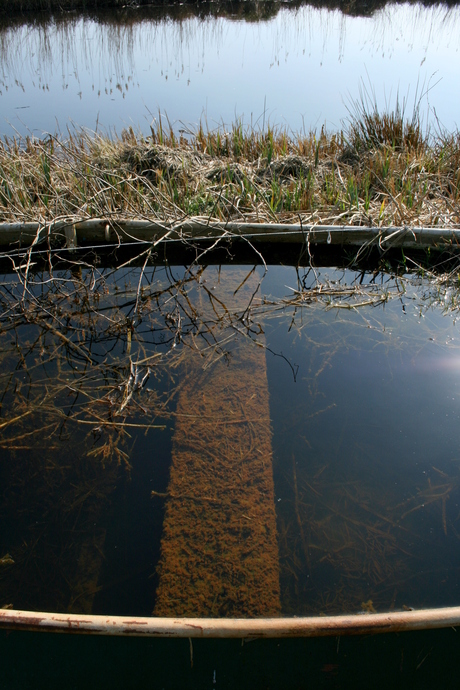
[2,0,460,22]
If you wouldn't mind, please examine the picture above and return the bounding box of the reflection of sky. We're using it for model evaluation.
[0,3,459,137]
[265,265,460,496]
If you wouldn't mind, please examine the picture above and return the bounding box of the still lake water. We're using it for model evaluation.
[0,1,460,137]
[1,255,460,617]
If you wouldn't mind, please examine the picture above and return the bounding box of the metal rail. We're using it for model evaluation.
[1,607,460,637]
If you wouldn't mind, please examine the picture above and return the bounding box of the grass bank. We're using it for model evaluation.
[0,110,459,230]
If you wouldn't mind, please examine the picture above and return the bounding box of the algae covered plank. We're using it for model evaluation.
[154,270,280,617]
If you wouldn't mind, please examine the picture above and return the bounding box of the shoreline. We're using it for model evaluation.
[0,114,458,235]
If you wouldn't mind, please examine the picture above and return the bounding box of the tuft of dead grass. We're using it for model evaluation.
[345,90,426,154]
[0,113,459,229]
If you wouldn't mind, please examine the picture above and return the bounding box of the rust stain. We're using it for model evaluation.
[0,612,46,627]
[184,623,204,631]
[52,617,93,626]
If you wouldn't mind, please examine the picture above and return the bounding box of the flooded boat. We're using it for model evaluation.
[1,1,460,684]
[0,228,459,686]
[1,229,460,622]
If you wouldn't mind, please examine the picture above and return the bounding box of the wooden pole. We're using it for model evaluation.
[1,607,460,637]
[0,219,459,250]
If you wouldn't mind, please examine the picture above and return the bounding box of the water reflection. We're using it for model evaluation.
[265,267,460,614]
[0,1,459,136]
[1,242,460,616]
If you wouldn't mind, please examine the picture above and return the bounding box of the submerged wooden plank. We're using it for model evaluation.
[154,271,280,617]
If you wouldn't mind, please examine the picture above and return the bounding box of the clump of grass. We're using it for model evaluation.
[345,83,427,153]
[0,112,458,229]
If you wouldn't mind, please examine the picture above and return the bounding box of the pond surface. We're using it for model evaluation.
[0,1,459,137]
[1,253,460,617]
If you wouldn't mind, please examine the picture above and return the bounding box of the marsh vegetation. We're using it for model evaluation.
[0,110,459,233]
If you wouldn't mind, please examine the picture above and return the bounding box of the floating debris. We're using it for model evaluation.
[0,554,14,567]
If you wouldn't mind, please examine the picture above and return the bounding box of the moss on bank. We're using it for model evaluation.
[0,113,459,229]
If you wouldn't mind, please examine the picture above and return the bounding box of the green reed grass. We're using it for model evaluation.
[0,108,459,229]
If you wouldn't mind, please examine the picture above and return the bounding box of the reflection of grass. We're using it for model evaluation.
[0,112,458,233]
[266,262,460,617]
[1,248,459,615]
[277,435,460,617]
[271,277,460,616]
[0,0,452,20]
[1,0,283,20]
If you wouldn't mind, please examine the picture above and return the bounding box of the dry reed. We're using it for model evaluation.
[0,115,459,231]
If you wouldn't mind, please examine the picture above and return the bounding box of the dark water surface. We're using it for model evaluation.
[0,1,459,136]
[3,625,460,689]
[1,259,460,618]
[264,266,460,615]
